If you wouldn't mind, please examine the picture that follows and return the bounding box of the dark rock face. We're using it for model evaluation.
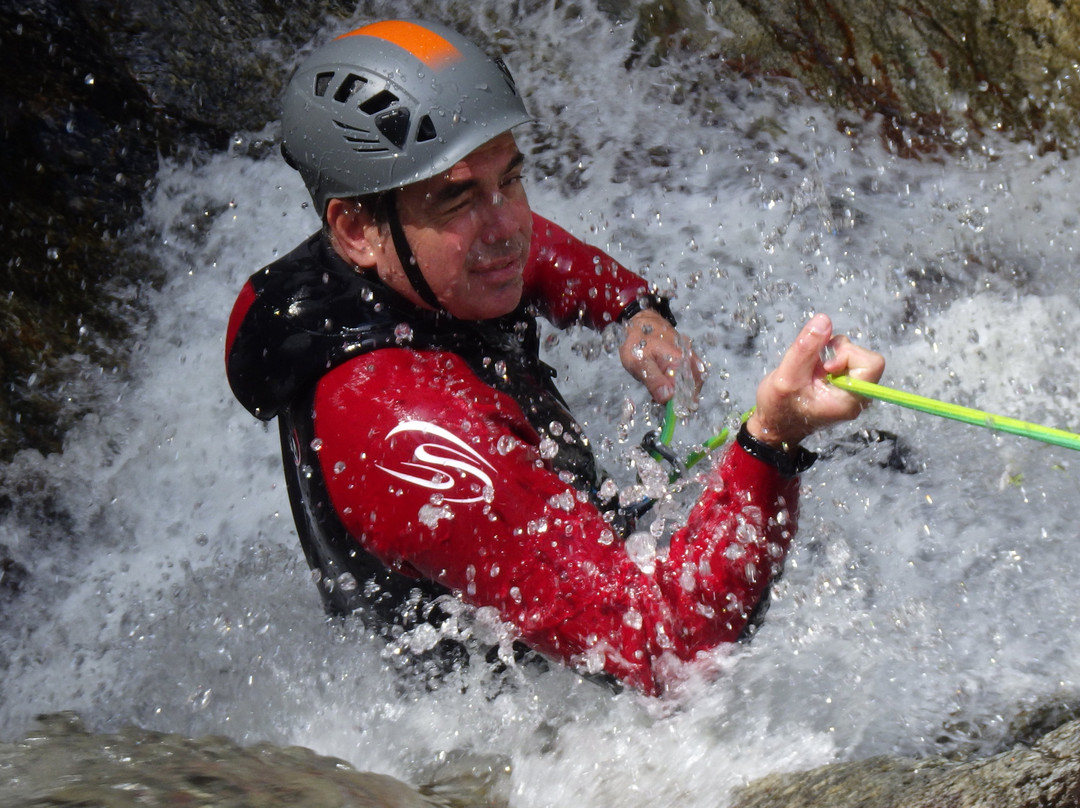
[1,0,160,457]
[633,0,1080,157]
[0,0,349,460]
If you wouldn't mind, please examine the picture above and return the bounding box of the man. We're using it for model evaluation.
[225,19,884,695]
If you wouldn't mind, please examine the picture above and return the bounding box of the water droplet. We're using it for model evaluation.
[582,644,606,674]
[419,503,453,528]
[547,490,575,512]
[626,531,657,574]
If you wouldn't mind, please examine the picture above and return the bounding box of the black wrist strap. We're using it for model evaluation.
[736,422,817,478]
[617,292,677,327]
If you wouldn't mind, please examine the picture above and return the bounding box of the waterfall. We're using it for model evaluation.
[2,1,1078,804]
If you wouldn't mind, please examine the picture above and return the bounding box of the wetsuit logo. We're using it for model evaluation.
[376,421,496,504]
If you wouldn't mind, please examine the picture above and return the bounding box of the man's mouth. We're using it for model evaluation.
[474,256,521,276]
[469,233,530,280]
[471,245,528,281]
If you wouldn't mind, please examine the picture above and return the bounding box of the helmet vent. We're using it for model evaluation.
[333,120,383,151]
[375,108,411,149]
[332,73,368,103]
[416,115,437,143]
[314,72,335,98]
[359,89,399,115]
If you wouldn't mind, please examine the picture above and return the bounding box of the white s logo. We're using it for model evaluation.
[375,421,496,504]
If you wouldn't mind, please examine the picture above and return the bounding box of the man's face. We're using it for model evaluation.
[381,132,533,320]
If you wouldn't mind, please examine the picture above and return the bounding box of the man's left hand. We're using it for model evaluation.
[747,313,885,448]
[618,309,705,405]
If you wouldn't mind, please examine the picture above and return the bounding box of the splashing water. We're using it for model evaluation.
[2,2,1079,805]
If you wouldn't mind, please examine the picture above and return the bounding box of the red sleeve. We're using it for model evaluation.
[523,213,654,330]
[312,350,799,695]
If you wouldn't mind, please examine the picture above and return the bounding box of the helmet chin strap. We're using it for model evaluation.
[385,193,443,311]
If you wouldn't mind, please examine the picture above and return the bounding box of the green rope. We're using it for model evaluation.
[683,427,732,470]
[659,399,677,446]
[659,403,753,471]
[827,375,1080,452]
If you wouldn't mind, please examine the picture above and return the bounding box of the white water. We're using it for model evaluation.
[2,1,1079,804]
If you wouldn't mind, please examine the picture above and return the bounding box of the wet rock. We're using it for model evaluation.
[0,712,501,808]
[0,0,350,461]
[0,0,159,458]
[633,0,1080,156]
[732,714,1080,808]
[75,0,355,142]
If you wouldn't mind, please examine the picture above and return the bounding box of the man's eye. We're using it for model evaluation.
[442,194,471,213]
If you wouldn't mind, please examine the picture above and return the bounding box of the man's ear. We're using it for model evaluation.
[326,198,379,268]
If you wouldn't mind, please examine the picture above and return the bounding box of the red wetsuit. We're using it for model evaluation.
[226,213,800,694]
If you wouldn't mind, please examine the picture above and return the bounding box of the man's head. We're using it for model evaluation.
[281,19,534,319]
[328,131,533,320]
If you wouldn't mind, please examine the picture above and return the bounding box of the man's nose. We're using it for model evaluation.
[478,191,520,243]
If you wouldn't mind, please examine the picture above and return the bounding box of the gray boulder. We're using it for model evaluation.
[733,714,1080,808]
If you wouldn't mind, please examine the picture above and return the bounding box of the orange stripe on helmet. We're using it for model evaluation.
[336,21,463,69]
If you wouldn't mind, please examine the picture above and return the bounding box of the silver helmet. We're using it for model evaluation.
[282,19,532,215]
